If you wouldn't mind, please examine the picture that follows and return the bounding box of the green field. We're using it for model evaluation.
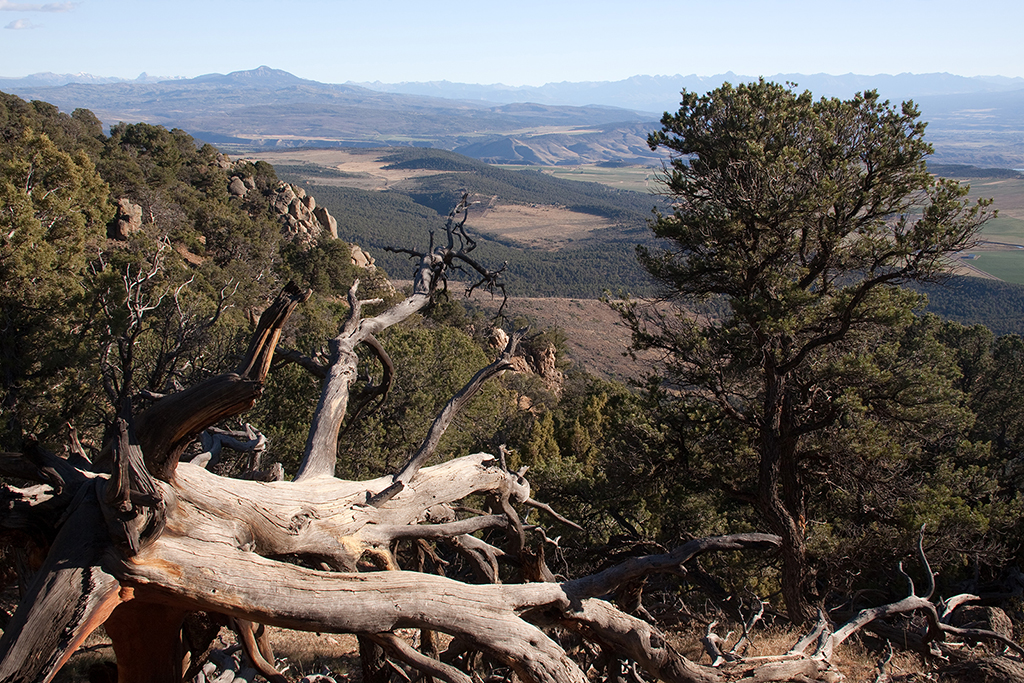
[538,165,1024,283]
[956,175,1024,281]
[979,216,1024,245]
[967,251,1024,284]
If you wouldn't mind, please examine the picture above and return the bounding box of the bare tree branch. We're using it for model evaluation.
[369,632,474,683]
[395,328,523,485]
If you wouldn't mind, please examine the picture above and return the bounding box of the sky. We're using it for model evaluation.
[1,0,1022,85]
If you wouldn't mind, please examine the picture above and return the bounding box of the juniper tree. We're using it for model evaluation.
[625,80,993,622]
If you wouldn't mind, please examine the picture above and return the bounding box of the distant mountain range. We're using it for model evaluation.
[0,71,183,87]
[6,67,1023,111]
[2,66,1022,168]
[350,72,1024,115]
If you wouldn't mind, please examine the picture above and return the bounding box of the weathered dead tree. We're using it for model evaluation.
[0,200,748,683]
[698,527,1024,682]
[4,202,1014,683]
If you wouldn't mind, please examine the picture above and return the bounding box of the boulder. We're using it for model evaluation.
[272,183,297,214]
[949,605,1014,641]
[940,656,1024,683]
[228,176,247,197]
[489,328,510,350]
[107,198,143,240]
[509,356,532,375]
[350,244,376,269]
[314,206,338,239]
[530,344,561,381]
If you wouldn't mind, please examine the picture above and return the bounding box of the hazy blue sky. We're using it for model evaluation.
[1,0,1021,84]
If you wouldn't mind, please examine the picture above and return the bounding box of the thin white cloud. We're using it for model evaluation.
[4,18,39,28]
[0,1,76,12]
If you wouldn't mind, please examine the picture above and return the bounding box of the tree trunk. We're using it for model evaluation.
[759,371,814,624]
[0,264,781,683]
[104,600,189,683]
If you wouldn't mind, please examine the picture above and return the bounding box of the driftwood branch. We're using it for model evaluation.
[273,347,327,379]
[562,533,782,601]
[816,526,1024,662]
[101,416,165,557]
[190,425,267,469]
[370,632,474,683]
[0,483,123,683]
[231,618,288,683]
[295,271,437,481]
[523,496,584,531]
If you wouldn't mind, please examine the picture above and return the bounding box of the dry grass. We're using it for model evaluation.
[240,148,459,192]
[661,622,934,683]
[465,295,644,383]
[49,625,365,682]
[241,149,621,250]
[263,628,362,680]
[470,203,617,249]
[41,618,1018,682]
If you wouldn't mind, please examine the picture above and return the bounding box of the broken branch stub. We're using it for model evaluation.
[101,416,165,556]
[134,282,310,480]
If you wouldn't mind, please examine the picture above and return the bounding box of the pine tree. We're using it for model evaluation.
[626,80,993,621]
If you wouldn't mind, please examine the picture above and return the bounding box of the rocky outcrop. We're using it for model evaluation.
[313,206,338,239]
[224,157,377,271]
[266,181,338,247]
[489,328,510,351]
[526,344,562,385]
[227,176,248,197]
[491,328,564,397]
[108,198,143,240]
[350,244,375,269]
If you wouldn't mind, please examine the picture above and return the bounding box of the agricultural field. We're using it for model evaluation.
[469,202,619,249]
[248,148,1024,286]
[497,162,1024,285]
[239,148,459,191]
[955,175,1024,283]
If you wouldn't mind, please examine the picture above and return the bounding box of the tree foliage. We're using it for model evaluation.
[625,80,994,620]
[6,90,1024,681]
[0,96,113,445]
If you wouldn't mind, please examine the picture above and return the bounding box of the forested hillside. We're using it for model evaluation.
[6,89,1024,682]
[273,147,670,298]
[273,146,1024,333]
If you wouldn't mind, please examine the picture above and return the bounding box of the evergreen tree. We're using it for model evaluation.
[0,125,112,443]
[625,80,993,621]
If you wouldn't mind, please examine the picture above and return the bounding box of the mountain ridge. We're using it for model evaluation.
[350,71,1024,112]
[6,66,1024,105]
[3,66,1022,167]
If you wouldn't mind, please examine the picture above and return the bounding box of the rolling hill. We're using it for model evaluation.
[248,145,1024,341]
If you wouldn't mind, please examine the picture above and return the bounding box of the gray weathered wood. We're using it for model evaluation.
[0,482,122,683]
